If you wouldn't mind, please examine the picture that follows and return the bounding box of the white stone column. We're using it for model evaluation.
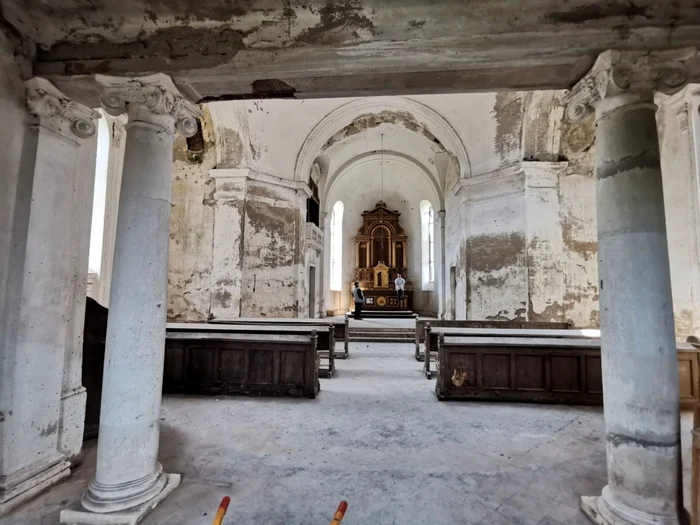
[565,48,696,525]
[96,111,127,307]
[61,74,200,524]
[0,78,99,516]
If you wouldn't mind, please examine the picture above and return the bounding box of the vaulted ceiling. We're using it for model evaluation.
[3,0,700,103]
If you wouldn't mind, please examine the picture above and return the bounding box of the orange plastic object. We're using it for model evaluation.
[212,496,231,525]
[330,501,348,525]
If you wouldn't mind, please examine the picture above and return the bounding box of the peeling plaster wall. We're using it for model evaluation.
[240,181,304,318]
[167,106,216,322]
[658,90,700,339]
[464,170,529,321]
[442,90,599,326]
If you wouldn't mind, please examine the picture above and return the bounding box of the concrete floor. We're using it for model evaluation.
[1,342,694,525]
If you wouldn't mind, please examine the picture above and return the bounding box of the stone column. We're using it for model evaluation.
[565,48,696,525]
[61,74,200,524]
[0,78,99,516]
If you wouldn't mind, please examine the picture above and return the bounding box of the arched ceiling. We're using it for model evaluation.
[295,96,469,210]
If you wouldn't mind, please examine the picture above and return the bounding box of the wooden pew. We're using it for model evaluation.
[435,335,700,408]
[168,322,336,378]
[414,318,572,361]
[422,326,600,379]
[210,315,350,360]
[164,330,320,398]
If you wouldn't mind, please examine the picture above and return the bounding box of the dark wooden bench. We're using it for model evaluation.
[414,318,572,361]
[423,326,600,379]
[167,322,336,378]
[435,335,700,408]
[164,331,320,398]
[210,315,350,360]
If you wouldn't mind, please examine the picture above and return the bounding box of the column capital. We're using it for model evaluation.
[25,77,100,140]
[95,73,202,137]
[564,48,696,123]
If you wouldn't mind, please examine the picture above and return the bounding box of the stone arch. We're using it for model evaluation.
[294,97,471,189]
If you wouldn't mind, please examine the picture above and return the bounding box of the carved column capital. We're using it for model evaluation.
[564,48,696,122]
[95,73,202,136]
[25,77,100,140]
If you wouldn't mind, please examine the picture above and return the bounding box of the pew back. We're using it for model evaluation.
[414,318,573,360]
[164,331,320,398]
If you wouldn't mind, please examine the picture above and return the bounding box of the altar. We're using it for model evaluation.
[349,201,414,311]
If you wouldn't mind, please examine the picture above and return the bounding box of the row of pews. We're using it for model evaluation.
[415,317,700,408]
[163,316,350,399]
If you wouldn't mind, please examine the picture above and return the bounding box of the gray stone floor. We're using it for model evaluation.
[1,342,694,525]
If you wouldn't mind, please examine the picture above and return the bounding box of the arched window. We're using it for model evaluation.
[330,201,344,291]
[420,200,435,289]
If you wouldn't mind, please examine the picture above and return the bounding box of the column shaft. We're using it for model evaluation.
[61,74,200,524]
[564,48,696,525]
[594,102,682,523]
[83,120,173,511]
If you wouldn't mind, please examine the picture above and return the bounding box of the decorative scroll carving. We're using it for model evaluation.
[25,77,100,139]
[95,73,202,137]
[564,48,696,123]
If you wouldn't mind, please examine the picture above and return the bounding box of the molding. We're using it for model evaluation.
[25,77,100,140]
[454,163,524,199]
[95,73,202,136]
[294,96,470,186]
[209,167,312,200]
[564,48,696,122]
[522,161,569,188]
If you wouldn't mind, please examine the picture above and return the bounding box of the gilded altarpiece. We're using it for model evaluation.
[351,201,413,310]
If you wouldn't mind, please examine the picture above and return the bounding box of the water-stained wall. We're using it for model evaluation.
[442,90,600,327]
[167,107,217,321]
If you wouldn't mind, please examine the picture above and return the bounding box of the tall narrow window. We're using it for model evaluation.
[330,201,344,291]
[428,206,435,283]
[420,200,435,290]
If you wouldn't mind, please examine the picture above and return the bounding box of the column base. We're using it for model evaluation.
[0,459,71,517]
[59,473,180,525]
[581,486,686,525]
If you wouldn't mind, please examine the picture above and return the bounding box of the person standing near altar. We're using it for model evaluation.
[353,282,365,320]
[394,273,406,303]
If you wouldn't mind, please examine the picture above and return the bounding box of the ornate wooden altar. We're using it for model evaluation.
[351,201,413,310]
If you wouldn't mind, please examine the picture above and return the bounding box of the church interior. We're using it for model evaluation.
[3,1,700,525]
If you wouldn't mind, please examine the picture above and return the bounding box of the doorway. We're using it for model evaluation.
[308,265,316,318]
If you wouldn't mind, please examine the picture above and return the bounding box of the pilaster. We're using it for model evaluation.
[0,78,99,516]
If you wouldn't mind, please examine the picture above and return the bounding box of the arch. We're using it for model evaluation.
[323,151,443,213]
[295,97,471,187]
[370,223,395,237]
